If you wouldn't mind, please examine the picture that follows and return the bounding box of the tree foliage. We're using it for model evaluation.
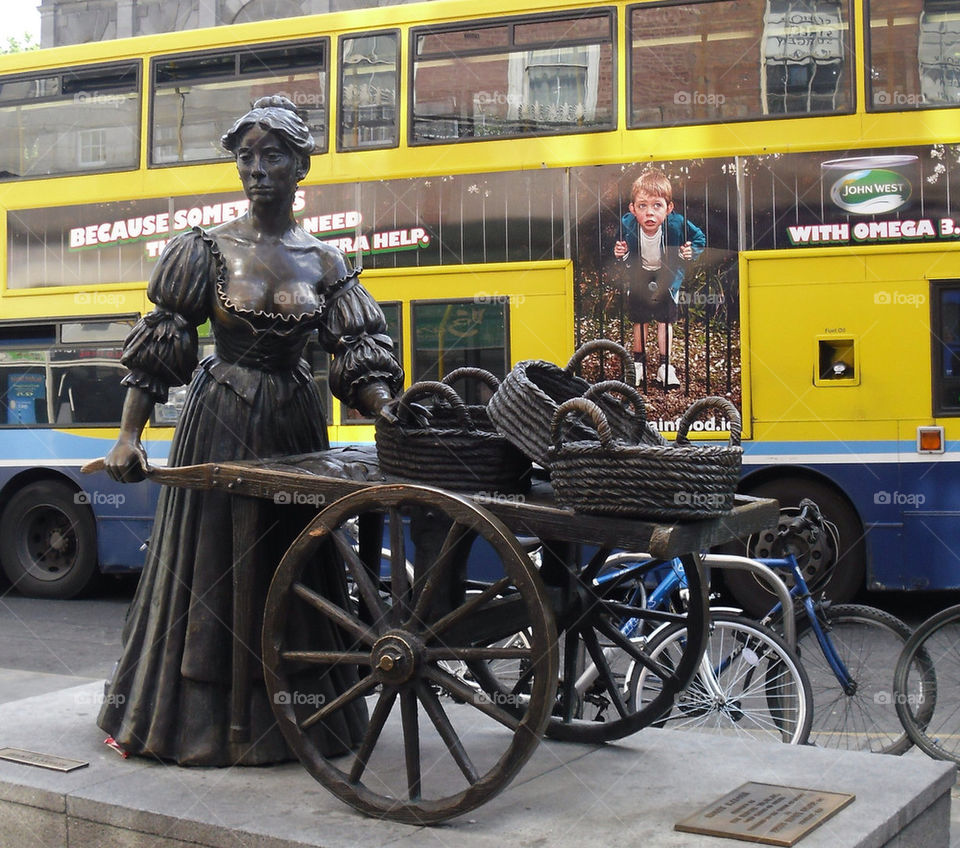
[1,33,38,55]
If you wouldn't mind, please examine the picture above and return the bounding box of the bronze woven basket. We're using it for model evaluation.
[547,396,743,520]
[487,339,662,468]
[376,380,531,494]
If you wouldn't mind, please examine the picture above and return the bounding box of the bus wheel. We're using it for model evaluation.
[720,478,865,617]
[0,480,98,599]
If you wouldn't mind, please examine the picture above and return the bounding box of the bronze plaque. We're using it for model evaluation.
[0,747,89,773]
[675,781,855,846]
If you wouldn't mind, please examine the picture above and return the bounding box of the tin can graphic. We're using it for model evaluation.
[822,155,918,216]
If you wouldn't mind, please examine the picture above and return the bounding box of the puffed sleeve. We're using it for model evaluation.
[120,229,215,403]
[320,270,404,410]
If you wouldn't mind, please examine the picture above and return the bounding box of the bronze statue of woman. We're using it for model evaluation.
[98,95,403,765]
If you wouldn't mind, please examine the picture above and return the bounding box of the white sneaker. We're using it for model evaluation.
[633,363,644,386]
[656,364,681,388]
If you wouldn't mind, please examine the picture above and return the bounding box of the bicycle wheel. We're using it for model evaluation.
[894,604,960,763]
[796,603,935,755]
[631,613,812,744]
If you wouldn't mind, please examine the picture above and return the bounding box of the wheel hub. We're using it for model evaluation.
[372,632,421,685]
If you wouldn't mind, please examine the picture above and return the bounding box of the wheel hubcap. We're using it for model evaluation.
[372,632,420,685]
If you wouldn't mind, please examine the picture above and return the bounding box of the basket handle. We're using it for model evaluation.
[675,396,742,447]
[395,381,474,430]
[583,380,649,429]
[441,367,501,394]
[551,398,615,450]
[564,339,636,385]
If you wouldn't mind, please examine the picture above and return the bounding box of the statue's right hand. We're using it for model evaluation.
[104,437,149,483]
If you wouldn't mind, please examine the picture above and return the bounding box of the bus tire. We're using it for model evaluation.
[0,480,98,599]
[721,477,865,617]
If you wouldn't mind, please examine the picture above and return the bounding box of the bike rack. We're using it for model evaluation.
[701,554,796,649]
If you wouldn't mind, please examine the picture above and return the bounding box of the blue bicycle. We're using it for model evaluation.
[608,500,935,753]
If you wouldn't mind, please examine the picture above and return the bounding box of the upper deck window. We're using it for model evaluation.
[628,0,853,127]
[411,11,615,143]
[868,0,960,111]
[0,62,139,180]
[338,32,400,151]
[151,40,328,166]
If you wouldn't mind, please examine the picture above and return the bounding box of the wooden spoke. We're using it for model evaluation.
[561,627,581,723]
[400,689,421,800]
[329,529,389,633]
[580,624,629,720]
[429,576,512,639]
[280,650,371,666]
[593,615,681,688]
[389,507,409,625]
[349,688,398,783]
[416,681,479,785]
[409,521,471,625]
[300,673,379,731]
[578,546,613,585]
[292,582,375,647]
[425,646,532,662]
[425,665,521,731]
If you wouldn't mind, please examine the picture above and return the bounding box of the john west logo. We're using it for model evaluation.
[824,156,918,216]
[830,169,911,215]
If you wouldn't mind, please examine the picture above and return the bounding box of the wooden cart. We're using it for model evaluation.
[90,448,777,825]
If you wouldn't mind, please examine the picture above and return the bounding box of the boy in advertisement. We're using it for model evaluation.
[614,168,706,388]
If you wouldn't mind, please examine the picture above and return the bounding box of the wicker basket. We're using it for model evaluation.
[376,380,531,494]
[487,339,659,467]
[547,396,743,520]
[439,367,501,432]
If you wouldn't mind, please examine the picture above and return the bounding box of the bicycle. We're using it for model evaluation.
[893,604,958,763]
[542,553,810,745]
[724,499,937,755]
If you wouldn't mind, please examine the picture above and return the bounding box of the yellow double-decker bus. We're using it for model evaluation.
[0,0,957,605]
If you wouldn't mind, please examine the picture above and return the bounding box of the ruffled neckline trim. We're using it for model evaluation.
[192,226,360,335]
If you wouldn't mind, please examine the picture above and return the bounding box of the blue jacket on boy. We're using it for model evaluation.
[620,210,706,298]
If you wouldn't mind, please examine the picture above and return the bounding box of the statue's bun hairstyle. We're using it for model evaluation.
[221,94,316,176]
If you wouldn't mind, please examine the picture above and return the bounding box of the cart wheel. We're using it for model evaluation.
[545,552,708,742]
[262,484,558,825]
[469,550,708,743]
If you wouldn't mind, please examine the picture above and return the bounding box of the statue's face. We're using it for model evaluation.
[235,124,299,205]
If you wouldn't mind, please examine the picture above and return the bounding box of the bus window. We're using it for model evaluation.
[868,0,960,110]
[339,302,402,424]
[411,300,508,384]
[0,62,140,180]
[151,39,328,166]
[338,32,399,151]
[933,282,960,414]
[411,11,614,143]
[629,0,853,127]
